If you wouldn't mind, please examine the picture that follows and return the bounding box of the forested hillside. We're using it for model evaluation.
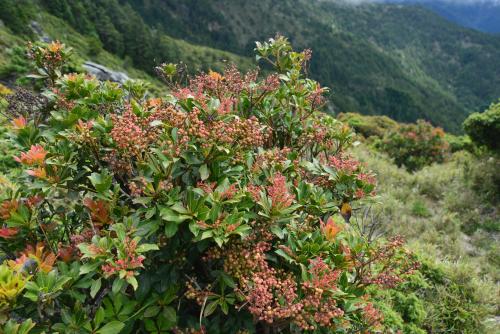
[2,0,500,131]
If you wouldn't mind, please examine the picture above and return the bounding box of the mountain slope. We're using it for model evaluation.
[2,0,500,132]
[124,0,500,132]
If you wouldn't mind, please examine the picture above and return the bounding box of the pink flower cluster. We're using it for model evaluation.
[188,65,273,100]
[267,173,295,210]
[357,172,376,186]
[167,107,268,155]
[298,258,344,329]
[197,181,216,194]
[110,110,151,157]
[297,117,345,153]
[220,183,238,201]
[306,84,327,107]
[246,270,300,324]
[206,238,346,330]
[304,258,341,291]
[328,155,360,175]
[361,301,384,329]
[247,184,263,202]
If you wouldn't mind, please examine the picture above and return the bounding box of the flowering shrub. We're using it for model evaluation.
[378,120,450,171]
[0,37,418,333]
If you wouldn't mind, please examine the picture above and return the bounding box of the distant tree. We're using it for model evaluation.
[463,101,500,152]
[41,0,74,24]
[0,0,34,37]
[87,36,103,57]
[95,15,124,56]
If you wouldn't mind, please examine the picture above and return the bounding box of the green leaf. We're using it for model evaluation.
[204,300,218,317]
[199,164,209,181]
[96,321,125,334]
[300,263,308,282]
[214,237,224,248]
[88,171,113,194]
[126,276,138,290]
[24,290,39,302]
[143,305,160,318]
[200,230,213,240]
[90,278,102,298]
[164,222,178,238]
[270,225,285,239]
[160,207,190,223]
[112,278,125,294]
[170,203,189,214]
[94,307,105,327]
[219,272,235,288]
[112,223,126,241]
[162,306,176,323]
[189,221,201,237]
[220,301,229,315]
[136,243,159,253]
[80,262,100,275]
[18,319,36,334]
[275,249,295,263]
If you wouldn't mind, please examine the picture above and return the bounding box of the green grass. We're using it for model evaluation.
[350,144,499,332]
[351,143,499,283]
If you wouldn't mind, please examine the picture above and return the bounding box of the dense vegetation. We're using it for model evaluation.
[464,100,500,152]
[0,1,499,332]
[0,38,417,333]
[0,35,498,334]
[2,0,500,131]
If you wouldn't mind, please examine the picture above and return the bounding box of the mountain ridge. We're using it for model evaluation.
[375,0,500,33]
[124,0,500,131]
[2,0,500,132]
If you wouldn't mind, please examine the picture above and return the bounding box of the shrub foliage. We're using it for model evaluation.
[379,120,449,172]
[463,101,500,152]
[0,38,420,333]
[336,112,398,139]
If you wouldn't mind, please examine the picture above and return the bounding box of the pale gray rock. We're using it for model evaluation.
[82,61,129,83]
[30,21,51,43]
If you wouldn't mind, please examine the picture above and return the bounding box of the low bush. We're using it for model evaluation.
[444,133,474,153]
[336,112,398,139]
[378,120,449,172]
[375,256,495,333]
[463,101,500,153]
[464,155,500,205]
